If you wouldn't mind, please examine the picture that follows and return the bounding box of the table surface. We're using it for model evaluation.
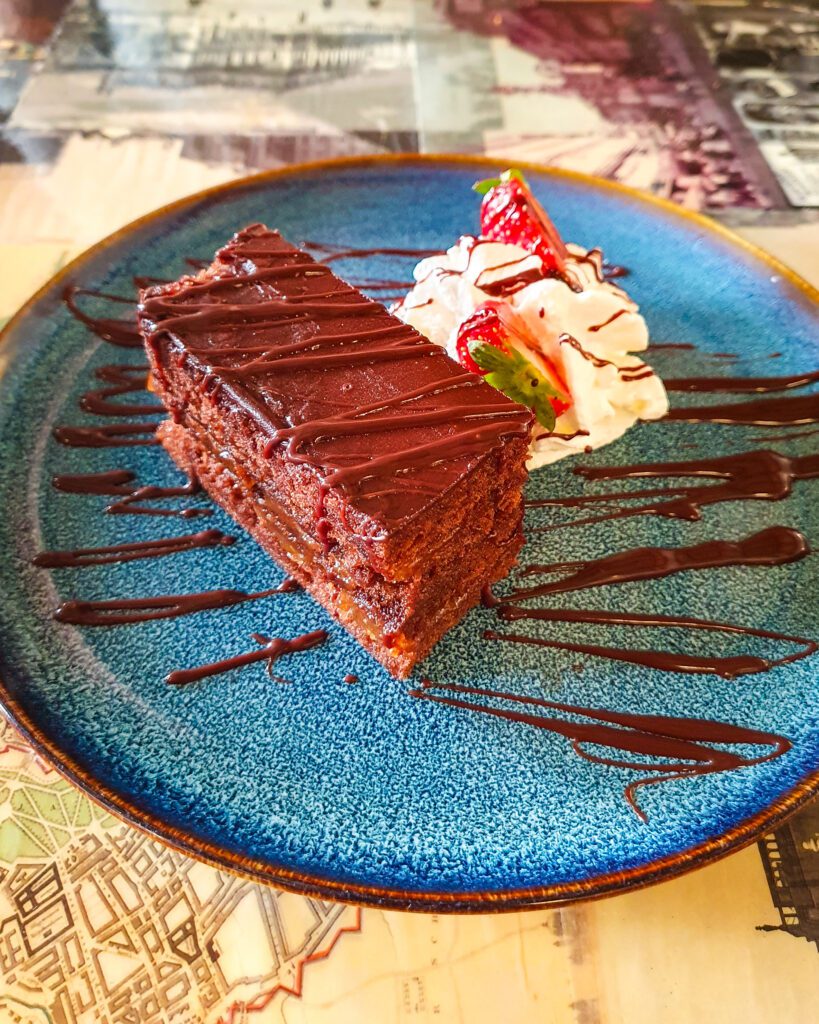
[0,2,817,1022]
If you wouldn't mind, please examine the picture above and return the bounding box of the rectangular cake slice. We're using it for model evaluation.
[138,225,532,678]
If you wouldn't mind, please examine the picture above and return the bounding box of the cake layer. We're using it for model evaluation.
[138,225,532,677]
[159,419,523,677]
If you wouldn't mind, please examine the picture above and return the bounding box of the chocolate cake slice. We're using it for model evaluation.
[138,225,532,678]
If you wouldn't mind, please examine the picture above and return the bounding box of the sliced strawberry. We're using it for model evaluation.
[454,303,509,374]
[454,301,572,422]
[474,169,568,274]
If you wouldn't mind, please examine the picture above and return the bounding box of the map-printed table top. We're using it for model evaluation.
[0,2,817,1021]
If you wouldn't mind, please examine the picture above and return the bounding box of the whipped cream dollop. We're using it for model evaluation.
[394,237,668,468]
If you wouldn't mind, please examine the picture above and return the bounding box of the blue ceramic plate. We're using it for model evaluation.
[0,157,817,911]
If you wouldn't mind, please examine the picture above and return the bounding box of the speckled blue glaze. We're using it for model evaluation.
[0,159,817,908]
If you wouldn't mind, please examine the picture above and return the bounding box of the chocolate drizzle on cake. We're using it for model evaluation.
[138,225,533,524]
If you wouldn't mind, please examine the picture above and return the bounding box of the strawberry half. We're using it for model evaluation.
[454,303,509,374]
[454,301,572,427]
[474,169,568,274]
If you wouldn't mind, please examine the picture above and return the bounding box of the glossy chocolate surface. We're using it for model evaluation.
[138,225,533,528]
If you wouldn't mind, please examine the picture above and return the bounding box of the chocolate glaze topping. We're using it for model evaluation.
[138,225,533,526]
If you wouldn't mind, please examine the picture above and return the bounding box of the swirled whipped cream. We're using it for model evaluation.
[394,236,668,468]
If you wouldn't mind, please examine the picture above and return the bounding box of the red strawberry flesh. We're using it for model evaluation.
[454,304,509,374]
[478,171,569,274]
[455,300,572,415]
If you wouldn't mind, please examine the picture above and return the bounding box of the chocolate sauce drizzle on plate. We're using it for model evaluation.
[63,286,143,348]
[167,628,327,686]
[106,477,211,519]
[753,427,819,443]
[53,468,211,518]
[52,469,136,496]
[526,449,819,532]
[665,369,819,394]
[54,423,159,448]
[487,607,816,680]
[301,242,440,265]
[34,529,233,568]
[54,586,282,626]
[509,450,817,680]
[664,364,819,426]
[79,364,162,417]
[410,680,790,821]
[505,526,808,603]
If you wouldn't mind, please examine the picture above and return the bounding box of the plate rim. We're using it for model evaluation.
[1,152,817,913]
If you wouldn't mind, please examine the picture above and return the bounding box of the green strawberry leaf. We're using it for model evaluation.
[470,342,560,431]
[473,176,502,195]
[501,168,527,186]
[473,168,528,195]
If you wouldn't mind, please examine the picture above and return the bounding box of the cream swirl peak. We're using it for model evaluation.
[393,169,668,468]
